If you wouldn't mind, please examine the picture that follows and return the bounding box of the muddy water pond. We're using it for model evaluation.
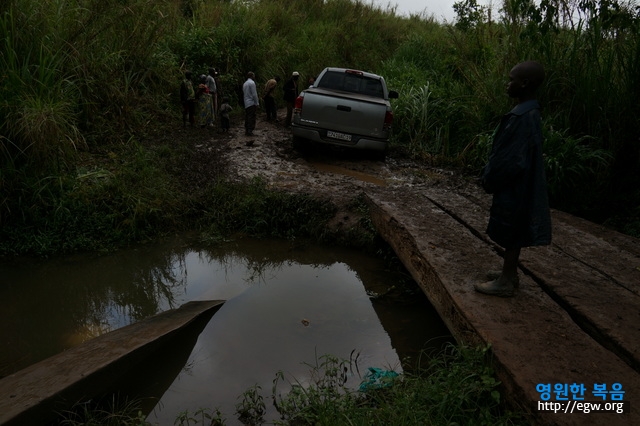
[0,237,451,424]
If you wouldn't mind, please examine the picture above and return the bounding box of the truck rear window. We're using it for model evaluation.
[317,71,384,98]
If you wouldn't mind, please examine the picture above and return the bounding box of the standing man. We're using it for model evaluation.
[283,71,299,128]
[243,71,259,136]
[475,60,552,297]
[263,76,281,122]
[213,68,223,101]
[206,67,218,116]
[180,71,196,128]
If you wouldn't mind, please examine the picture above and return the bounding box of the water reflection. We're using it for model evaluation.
[0,237,451,424]
[0,244,192,376]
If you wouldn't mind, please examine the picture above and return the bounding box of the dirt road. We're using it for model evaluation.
[218,112,464,208]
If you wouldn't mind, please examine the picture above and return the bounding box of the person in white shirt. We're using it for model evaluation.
[206,67,218,115]
[243,71,259,136]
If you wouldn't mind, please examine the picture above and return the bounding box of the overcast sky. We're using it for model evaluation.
[371,0,496,23]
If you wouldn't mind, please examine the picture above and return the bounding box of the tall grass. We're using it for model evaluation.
[0,0,184,235]
[2,0,640,252]
[0,4,82,170]
[392,0,639,221]
[542,123,613,209]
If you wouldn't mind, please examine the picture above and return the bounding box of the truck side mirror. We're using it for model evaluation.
[388,90,399,99]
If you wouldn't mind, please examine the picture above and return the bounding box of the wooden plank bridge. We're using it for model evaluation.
[365,182,640,426]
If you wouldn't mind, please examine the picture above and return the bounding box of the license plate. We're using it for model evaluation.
[327,130,352,142]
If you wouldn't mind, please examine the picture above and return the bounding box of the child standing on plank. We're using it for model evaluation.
[475,61,552,297]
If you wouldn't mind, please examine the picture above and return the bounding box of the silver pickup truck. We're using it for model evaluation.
[291,67,398,157]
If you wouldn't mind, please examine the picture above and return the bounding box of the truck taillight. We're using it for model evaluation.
[383,111,393,130]
[294,95,304,112]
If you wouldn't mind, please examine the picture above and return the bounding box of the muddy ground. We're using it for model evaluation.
[172,109,475,232]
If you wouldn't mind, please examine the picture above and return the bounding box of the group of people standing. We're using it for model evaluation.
[242,71,305,136]
[181,68,230,131]
[181,68,309,135]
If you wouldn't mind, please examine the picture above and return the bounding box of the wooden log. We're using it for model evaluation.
[0,300,224,425]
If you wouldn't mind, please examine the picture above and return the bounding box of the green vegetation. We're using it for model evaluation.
[262,345,524,426]
[2,1,638,422]
[57,345,526,426]
[1,0,639,255]
[57,395,148,426]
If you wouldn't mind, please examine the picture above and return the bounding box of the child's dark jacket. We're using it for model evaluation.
[481,100,552,249]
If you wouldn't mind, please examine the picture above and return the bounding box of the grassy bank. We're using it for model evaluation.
[57,345,527,425]
[0,129,349,255]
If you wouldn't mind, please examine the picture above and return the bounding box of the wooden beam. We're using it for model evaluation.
[0,299,224,425]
